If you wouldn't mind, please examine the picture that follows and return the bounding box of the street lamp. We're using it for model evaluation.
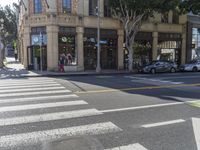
[96,0,101,72]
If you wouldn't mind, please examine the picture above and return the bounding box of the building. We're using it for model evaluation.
[18,0,123,71]
[18,0,197,71]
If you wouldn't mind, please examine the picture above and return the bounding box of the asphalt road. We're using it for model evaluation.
[0,72,200,150]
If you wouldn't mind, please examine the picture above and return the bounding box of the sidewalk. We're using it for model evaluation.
[0,57,134,78]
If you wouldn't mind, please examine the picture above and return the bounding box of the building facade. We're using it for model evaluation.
[18,0,189,71]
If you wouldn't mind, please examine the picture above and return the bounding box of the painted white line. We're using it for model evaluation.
[0,109,103,126]
[105,143,148,150]
[0,100,87,113]
[142,119,185,128]
[0,86,65,93]
[0,122,122,148]
[100,102,184,113]
[0,81,58,87]
[192,118,200,150]
[0,83,61,90]
[0,89,71,98]
[0,94,78,104]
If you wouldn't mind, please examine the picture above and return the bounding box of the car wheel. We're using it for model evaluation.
[192,67,198,72]
[150,68,156,74]
[170,67,176,73]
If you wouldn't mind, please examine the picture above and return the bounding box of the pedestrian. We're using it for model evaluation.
[66,52,72,65]
[58,53,65,72]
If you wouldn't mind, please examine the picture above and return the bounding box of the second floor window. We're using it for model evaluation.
[63,0,71,13]
[34,0,42,14]
[89,0,97,16]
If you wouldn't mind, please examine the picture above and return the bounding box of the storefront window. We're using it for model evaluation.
[58,27,76,66]
[192,28,200,60]
[84,28,118,70]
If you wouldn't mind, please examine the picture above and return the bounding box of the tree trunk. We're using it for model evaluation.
[127,46,133,72]
[0,49,4,68]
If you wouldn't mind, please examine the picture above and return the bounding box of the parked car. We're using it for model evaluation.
[179,60,200,72]
[141,60,178,74]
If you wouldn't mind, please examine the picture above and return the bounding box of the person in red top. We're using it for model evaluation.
[59,53,65,72]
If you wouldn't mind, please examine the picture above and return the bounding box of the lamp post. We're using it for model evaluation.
[96,0,101,72]
[39,32,43,72]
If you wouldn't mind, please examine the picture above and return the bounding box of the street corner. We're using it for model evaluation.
[41,136,104,150]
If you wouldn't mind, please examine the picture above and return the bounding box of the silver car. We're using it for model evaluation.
[142,60,178,74]
[180,60,200,72]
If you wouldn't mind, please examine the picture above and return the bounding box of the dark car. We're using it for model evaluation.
[141,60,178,74]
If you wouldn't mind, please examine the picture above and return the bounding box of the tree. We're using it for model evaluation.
[0,4,18,68]
[180,0,200,15]
[109,0,182,72]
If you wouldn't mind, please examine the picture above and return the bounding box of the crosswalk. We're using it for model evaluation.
[0,77,122,149]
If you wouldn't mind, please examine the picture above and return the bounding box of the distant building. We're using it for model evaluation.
[18,0,198,71]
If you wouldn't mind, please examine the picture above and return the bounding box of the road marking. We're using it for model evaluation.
[0,89,71,98]
[75,83,200,94]
[192,118,200,150]
[105,143,148,150]
[0,100,87,113]
[0,109,103,126]
[0,86,65,93]
[142,119,185,128]
[96,76,114,78]
[100,102,184,113]
[188,101,200,108]
[0,122,122,148]
[0,83,61,90]
[0,94,78,104]
[0,81,58,87]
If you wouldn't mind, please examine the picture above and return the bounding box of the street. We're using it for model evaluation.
[0,72,200,150]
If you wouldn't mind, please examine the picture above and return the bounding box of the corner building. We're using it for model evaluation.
[18,0,188,71]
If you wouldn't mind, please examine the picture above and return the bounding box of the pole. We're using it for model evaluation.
[96,0,101,72]
[40,32,43,72]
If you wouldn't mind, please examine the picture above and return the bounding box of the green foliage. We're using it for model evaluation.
[0,4,18,45]
[109,0,181,19]
[180,0,200,15]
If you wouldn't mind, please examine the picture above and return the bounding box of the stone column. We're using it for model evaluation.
[152,32,158,60]
[83,0,89,16]
[181,33,186,64]
[117,29,124,70]
[47,25,59,71]
[168,10,173,23]
[76,27,84,71]
[100,0,104,17]
[23,26,30,68]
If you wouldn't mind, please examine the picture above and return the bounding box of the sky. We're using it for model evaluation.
[0,0,19,7]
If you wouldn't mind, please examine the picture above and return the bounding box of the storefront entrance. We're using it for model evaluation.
[27,45,47,70]
[84,28,118,70]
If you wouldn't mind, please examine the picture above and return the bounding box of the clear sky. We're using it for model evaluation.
[0,0,19,7]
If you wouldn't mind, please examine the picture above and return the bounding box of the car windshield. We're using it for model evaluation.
[148,61,157,65]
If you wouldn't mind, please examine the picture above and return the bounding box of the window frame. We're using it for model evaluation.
[34,0,42,14]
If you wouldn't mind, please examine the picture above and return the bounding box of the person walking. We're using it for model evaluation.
[59,53,65,72]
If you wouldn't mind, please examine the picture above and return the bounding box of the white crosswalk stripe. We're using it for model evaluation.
[105,143,148,150]
[0,89,71,97]
[0,122,122,148]
[0,100,88,113]
[0,78,122,148]
[0,86,66,93]
[0,94,78,104]
[0,83,61,90]
[0,109,103,126]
